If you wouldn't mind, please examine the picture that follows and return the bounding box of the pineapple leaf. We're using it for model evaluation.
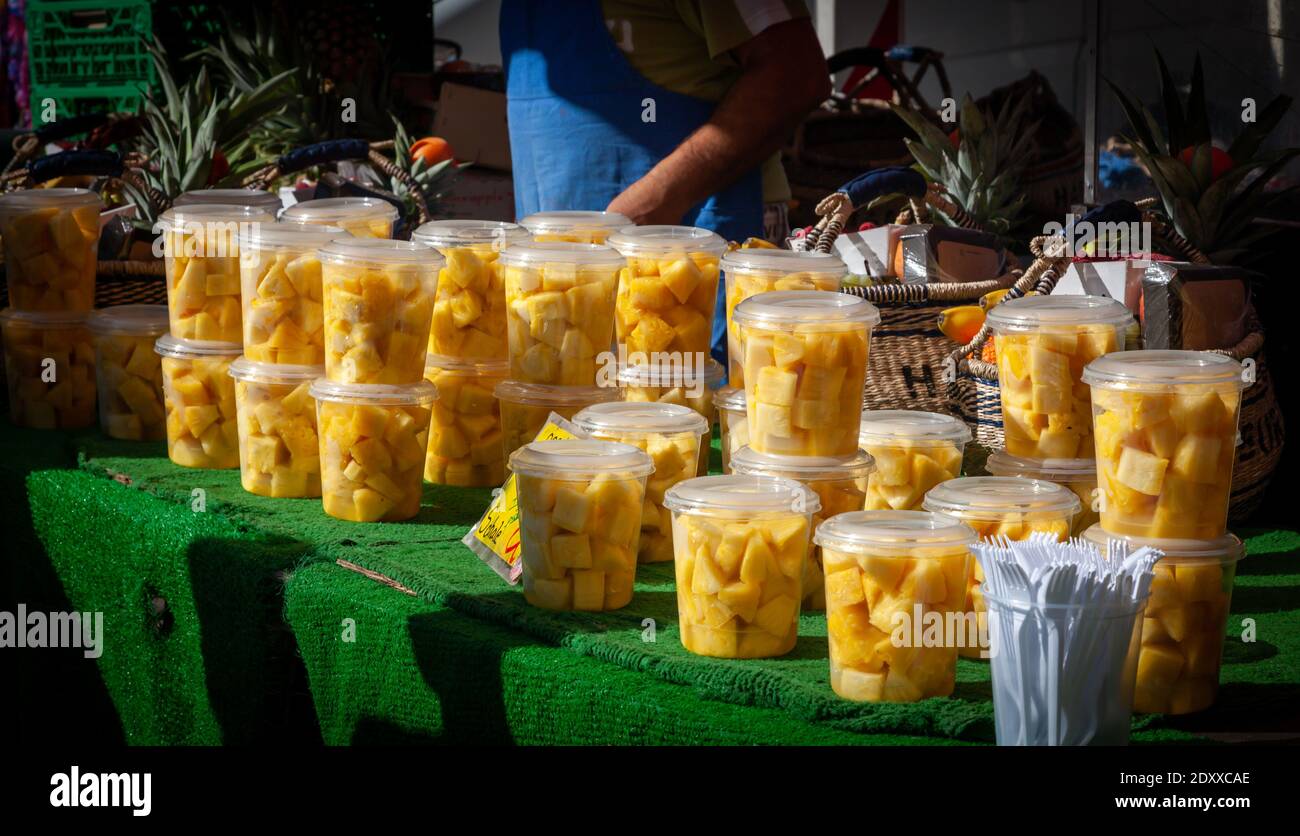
[1184,54,1210,145]
[890,105,954,157]
[1105,79,1160,154]
[1227,93,1294,163]
[1172,195,1205,247]
[1154,49,1185,154]
[1190,143,1212,193]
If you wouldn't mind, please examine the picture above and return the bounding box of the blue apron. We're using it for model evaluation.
[501,0,764,366]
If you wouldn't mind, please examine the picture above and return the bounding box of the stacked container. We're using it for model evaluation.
[518,210,631,244]
[88,305,169,440]
[280,197,399,239]
[174,189,284,216]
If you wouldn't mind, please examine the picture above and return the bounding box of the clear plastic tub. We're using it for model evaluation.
[721,248,845,387]
[0,188,102,311]
[519,210,631,244]
[158,203,278,343]
[815,511,974,701]
[281,197,399,238]
[664,474,819,658]
[494,381,620,467]
[1082,350,1244,540]
[154,334,243,468]
[923,476,1081,658]
[572,401,710,564]
[318,238,443,384]
[730,447,874,610]
[985,449,1099,535]
[713,386,747,474]
[1082,524,1243,715]
[0,308,95,429]
[310,378,437,521]
[174,189,283,215]
[606,225,727,360]
[87,304,168,440]
[617,358,724,476]
[423,353,509,487]
[733,290,879,456]
[498,241,623,385]
[412,219,531,360]
[229,358,323,498]
[510,439,655,610]
[987,295,1133,460]
[239,224,348,365]
[858,409,970,511]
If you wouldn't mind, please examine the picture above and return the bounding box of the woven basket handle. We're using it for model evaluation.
[29,150,124,183]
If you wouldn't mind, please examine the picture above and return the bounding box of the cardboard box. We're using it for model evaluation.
[437,167,516,222]
[434,82,512,172]
[1140,262,1254,351]
[833,225,903,279]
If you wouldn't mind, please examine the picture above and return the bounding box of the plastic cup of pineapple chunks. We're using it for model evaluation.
[0,188,103,312]
[174,189,283,215]
[730,447,875,610]
[721,248,845,388]
[923,476,1081,658]
[158,203,277,343]
[154,334,243,468]
[733,290,879,456]
[318,238,443,385]
[281,197,399,239]
[815,511,974,701]
[518,210,631,244]
[985,449,1099,535]
[1081,524,1242,715]
[617,358,724,476]
[664,474,819,658]
[572,401,709,564]
[87,304,168,440]
[858,409,970,511]
[987,295,1133,460]
[713,386,747,474]
[229,358,324,498]
[494,380,620,467]
[239,225,349,365]
[423,353,509,487]
[1082,350,1244,540]
[510,439,655,611]
[310,378,437,522]
[498,241,623,386]
[606,225,727,360]
[412,219,531,360]
[0,308,96,429]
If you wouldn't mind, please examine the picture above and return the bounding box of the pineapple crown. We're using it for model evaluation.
[1106,50,1298,265]
[890,94,1037,242]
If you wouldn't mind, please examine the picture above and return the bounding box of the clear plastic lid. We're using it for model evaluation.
[424,353,510,377]
[1080,524,1245,565]
[174,189,283,213]
[519,210,631,235]
[281,197,399,224]
[86,304,169,336]
[0,187,102,212]
[157,203,277,229]
[154,333,243,360]
[496,240,625,268]
[493,380,620,407]
[572,401,709,440]
[730,446,875,482]
[663,474,820,516]
[720,247,846,275]
[239,224,349,251]
[317,238,446,267]
[308,378,438,406]
[923,476,1081,520]
[411,219,530,250]
[732,290,881,329]
[228,357,324,384]
[815,510,977,553]
[712,386,746,412]
[0,308,89,328]
[858,409,972,447]
[985,450,1097,484]
[617,358,724,389]
[509,439,654,479]
[986,294,1134,333]
[1082,349,1244,391]
[606,224,727,258]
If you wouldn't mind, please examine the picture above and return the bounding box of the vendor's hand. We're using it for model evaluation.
[607,175,691,226]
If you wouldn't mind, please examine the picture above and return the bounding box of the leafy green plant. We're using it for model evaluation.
[385,118,464,219]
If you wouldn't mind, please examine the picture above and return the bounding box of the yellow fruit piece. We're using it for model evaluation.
[3,321,97,429]
[864,442,963,511]
[319,400,430,521]
[2,203,99,311]
[161,354,239,468]
[724,267,840,389]
[234,377,321,498]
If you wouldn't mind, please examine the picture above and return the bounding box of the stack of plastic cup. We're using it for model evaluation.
[0,188,105,429]
[280,196,399,239]
[87,304,169,440]
[174,188,283,216]
[617,358,724,476]
[1079,348,1248,715]
[518,210,630,244]
[858,409,971,512]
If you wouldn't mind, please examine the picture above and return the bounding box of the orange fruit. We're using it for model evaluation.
[411,137,454,166]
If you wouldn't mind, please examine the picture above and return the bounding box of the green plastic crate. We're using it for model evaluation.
[29,85,146,127]
[27,0,154,90]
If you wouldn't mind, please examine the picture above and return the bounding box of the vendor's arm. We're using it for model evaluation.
[606,17,829,225]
